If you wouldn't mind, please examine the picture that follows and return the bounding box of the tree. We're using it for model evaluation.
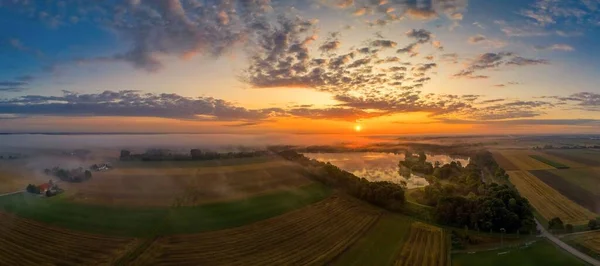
[549,217,565,231]
[26,184,40,194]
[404,150,412,160]
[588,219,598,230]
[84,170,92,180]
[418,151,427,163]
[190,149,203,159]
[120,150,131,160]
[565,224,574,233]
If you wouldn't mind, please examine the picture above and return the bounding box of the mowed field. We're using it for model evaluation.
[543,167,600,197]
[0,212,139,265]
[63,158,313,207]
[0,163,35,194]
[129,195,381,265]
[394,222,449,266]
[564,231,600,260]
[333,214,414,266]
[544,149,600,167]
[507,171,596,225]
[530,170,600,214]
[494,151,554,171]
[453,240,586,266]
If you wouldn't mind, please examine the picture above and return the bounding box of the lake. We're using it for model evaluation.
[303,152,470,189]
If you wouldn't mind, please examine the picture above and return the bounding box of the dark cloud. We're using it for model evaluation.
[553,92,600,111]
[370,40,398,48]
[242,16,433,93]
[439,118,600,126]
[406,29,433,44]
[320,40,342,52]
[506,57,550,66]
[455,52,549,78]
[397,43,419,56]
[467,34,506,47]
[15,75,35,82]
[5,0,274,72]
[480,99,506,104]
[534,44,574,51]
[0,90,279,121]
[0,81,27,87]
[0,76,32,93]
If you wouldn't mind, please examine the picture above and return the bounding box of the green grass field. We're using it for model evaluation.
[332,214,413,266]
[452,240,587,266]
[529,155,570,169]
[0,183,331,237]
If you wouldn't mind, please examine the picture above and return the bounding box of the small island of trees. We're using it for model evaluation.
[43,167,92,183]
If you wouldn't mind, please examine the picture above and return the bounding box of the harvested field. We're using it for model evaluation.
[491,152,519,171]
[0,212,139,265]
[529,170,600,214]
[394,222,449,266]
[545,167,600,196]
[529,155,569,169]
[64,158,313,206]
[0,168,32,194]
[544,150,600,167]
[333,214,414,266]
[507,171,596,225]
[565,231,600,259]
[499,151,554,171]
[130,195,381,265]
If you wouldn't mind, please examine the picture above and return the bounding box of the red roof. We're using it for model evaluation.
[39,183,51,191]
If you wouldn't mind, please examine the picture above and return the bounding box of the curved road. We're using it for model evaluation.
[536,219,600,266]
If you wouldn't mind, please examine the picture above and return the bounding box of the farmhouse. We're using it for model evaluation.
[38,183,51,194]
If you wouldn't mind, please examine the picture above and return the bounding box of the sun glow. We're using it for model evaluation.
[354,124,362,132]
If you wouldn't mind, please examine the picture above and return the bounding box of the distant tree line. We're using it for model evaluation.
[278,150,406,210]
[44,167,92,183]
[119,149,270,161]
[404,151,536,234]
[533,144,600,150]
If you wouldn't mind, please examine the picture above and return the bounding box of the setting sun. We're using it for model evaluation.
[355,125,362,132]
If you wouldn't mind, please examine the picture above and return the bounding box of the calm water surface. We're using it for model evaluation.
[304,152,469,189]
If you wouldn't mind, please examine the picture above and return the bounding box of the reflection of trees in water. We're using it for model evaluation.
[304,152,469,189]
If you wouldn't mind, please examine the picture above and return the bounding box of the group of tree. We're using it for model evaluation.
[25,184,40,194]
[278,150,406,210]
[399,151,435,175]
[533,145,600,150]
[44,167,92,183]
[588,218,600,230]
[548,217,574,233]
[119,149,269,161]
[403,151,536,234]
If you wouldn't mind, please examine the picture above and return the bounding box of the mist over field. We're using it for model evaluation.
[0,133,376,150]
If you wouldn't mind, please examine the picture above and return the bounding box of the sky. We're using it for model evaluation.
[1,0,600,135]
